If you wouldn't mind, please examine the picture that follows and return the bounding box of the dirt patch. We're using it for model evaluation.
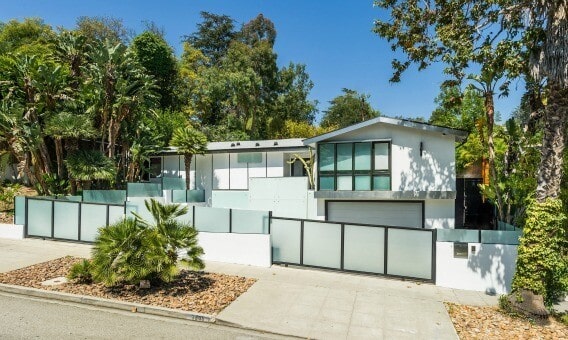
[446,302,568,339]
[0,257,256,315]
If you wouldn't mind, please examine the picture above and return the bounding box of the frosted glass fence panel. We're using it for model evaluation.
[83,190,126,204]
[127,183,162,197]
[172,190,187,203]
[194,206,230,232]
[481,230,522,245]
[231,209,269,234]
[14,196,25,225]
[211,191,249,209]
[437,229,479,243]
[108,205,125,225]
[174,204,193,225]
[162,177,185,191]
[27,199,52,237]
[53,201,79,240]
[271,219,301,263]
[387,229,433,280]
[59,196,83,202]
[80,204,107,242]
[187,190,205,202]
[344,225,385,274]
[172,190,205,203]
[303,221,341,269]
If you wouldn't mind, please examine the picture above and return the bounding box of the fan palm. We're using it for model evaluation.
[65,150,115,190]
[170,125,208,189]
[91,199,204,286]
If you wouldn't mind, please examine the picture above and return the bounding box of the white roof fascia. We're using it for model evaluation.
[303,116,468,146]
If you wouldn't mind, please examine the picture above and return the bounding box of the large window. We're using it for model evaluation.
[317,142,391,191]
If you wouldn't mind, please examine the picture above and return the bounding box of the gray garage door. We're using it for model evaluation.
[326,201,424,228]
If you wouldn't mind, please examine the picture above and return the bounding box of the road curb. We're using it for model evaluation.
[0,283,215,323]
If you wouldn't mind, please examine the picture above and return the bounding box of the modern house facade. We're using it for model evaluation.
[151,117,467,230]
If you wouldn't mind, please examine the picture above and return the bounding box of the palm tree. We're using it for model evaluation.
[44,112,97,179]
[170,125,208,189]
[65,150,116,191]
[90,199,204,287]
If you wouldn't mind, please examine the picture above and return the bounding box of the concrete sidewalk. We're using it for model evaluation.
[0,238,499,339]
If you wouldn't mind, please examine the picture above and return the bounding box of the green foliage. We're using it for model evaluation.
[512,199,568,306]
[0,182,21,211]
[170,126,208,156]
[320,88,379,129]
[184,12,235,66]
[90,199,204,286]
[75,16,132,45]
[271,120,335,139]
[0,17,55,55]
[132,31,178,109]
[42,173,69,196]
[67,259,93,284]
[65,150,116,183]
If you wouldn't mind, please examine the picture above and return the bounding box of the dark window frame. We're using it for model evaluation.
[317,141,392,191]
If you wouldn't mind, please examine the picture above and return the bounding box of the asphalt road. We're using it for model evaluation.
[0,292,292,340]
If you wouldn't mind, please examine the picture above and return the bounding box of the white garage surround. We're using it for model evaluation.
[0,223,24,239]
[325,201,424,228]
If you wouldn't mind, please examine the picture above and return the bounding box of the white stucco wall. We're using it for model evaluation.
[198,232,271,267]
[326,123,456,192]
[436,242,518,294]
[425,199,455,229]
[0,223,24,239]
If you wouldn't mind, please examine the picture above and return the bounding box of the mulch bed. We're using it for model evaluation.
[446,302,568,339]
[0,257,256,315]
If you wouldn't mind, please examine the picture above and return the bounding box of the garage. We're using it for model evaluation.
[326,201,424,228]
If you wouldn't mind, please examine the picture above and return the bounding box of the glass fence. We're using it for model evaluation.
[83,190,126,204]
[270,217,435,281]
[127,183,162,197]
[171,190,205,203]
[436,228,521,245]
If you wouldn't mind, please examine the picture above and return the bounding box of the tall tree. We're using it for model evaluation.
[0,18,54,55]
[239,13,276,47]
[76,16,133,45]
[320,88,379,129]
[132,31,178,110]
[184,12,235,66]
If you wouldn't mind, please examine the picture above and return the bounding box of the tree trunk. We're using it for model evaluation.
[184,154,192,190]
[535,82,568,202]
[54,137,64,178]
[484,91,504,221]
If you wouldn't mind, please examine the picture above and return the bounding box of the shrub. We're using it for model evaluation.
[67,259,93,283]
[511,198,568,306]
[90,199,204,286]
[0,183,21,211]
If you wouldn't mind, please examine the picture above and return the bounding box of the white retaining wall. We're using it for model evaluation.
[0,223,24,239]
[436,242,518,294]
[198,232,271,267]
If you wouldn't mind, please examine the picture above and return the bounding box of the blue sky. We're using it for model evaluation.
[1,0,524,123]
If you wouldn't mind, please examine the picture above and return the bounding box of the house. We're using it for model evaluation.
[152,117,467,229]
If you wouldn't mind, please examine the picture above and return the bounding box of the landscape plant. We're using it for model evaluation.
[89,199,204,287]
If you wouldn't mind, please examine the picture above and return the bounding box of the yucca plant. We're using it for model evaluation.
[90,199,204,287]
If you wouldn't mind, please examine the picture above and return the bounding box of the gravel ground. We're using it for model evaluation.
[0,257,256,315]
[446,302,568,339]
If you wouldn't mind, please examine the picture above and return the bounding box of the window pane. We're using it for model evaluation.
[373,176,390,190]
[374,143,389,170]
[319,176,334,190]
[336,143,352,171]
[355,176,371,190]
[319,144,335,171]
[354,143,371,170]
[337,176,352,190]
